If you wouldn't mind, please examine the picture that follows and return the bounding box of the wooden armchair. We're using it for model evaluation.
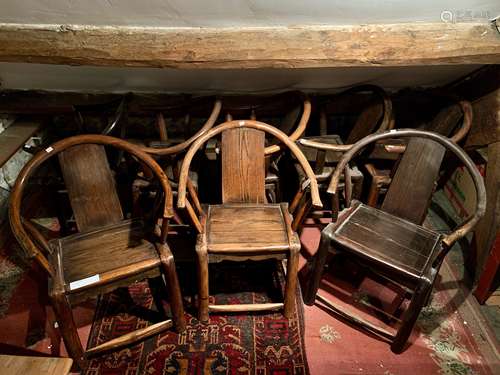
[303,129,486,352]
[364,99,473,207]
[290,85,392,229]
[9,135,186,369]
[134,99,222,231]
[177,120,322,322]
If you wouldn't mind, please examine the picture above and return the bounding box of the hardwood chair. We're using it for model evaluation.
[290,85,393,229]
[364,99,473,207]
[9,135,186,369]
[302,129,486,352]
[177,120,322,321]
[134,99,222,233]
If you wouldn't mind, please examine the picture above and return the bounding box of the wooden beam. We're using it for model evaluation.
[0,120,41,167]
[0,22,498,69]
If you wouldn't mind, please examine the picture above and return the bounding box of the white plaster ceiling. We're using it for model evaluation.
[0,1,498,27]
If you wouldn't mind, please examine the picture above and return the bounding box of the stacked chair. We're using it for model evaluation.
[290,85,393,229]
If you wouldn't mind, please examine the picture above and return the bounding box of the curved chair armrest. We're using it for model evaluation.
[297,85,393,153]
[139,100,222,155]
[265,98,311,155]
[178,119,322,210]
[298,138,353,152]
[450,100,473,143]
[9,134,173,277]
[327,129,486,248]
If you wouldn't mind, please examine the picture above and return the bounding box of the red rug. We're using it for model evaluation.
[84,261,309,375]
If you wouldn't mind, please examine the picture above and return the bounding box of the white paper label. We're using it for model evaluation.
[69,274,100,290]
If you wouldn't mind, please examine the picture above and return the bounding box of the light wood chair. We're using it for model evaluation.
[177,120,322,322]
[303,129,486,352]
[9,135,186,370]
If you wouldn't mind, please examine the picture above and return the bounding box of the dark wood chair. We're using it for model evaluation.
[176,120,322,321]
[135,99,222,233]
[302,129,486,352]
[364,99,473,207]
[9,135,186,369]
[290,85,393,229]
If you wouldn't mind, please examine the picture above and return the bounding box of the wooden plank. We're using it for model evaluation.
[58,144,123,232]
[0,121,40,167]
[221,128,265,204]
[381,138,445,224]
[0,355,72,375]
[0,23,498,69]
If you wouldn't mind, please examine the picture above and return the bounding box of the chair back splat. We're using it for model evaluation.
[381,138,445,224]
[221,128,266,204]
[58,144,123,232]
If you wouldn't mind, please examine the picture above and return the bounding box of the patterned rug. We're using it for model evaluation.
[85,261,309,375]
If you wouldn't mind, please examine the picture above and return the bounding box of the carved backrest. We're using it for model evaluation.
[221,128,266,204]
[381,138,445,224]
[58,144,123,232]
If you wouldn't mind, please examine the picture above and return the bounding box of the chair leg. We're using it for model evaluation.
[391,278,433,353]
[289,188,305,215]
[160,257,186,332]
[303,224,334,305]
[367,179,382,207]
[284,246,300,318]
[196,243,210,323]
[50,291,86,369]
[292,196,312,231]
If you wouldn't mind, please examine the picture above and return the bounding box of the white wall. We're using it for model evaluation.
[0,62,481,93]
[0,1,497,27]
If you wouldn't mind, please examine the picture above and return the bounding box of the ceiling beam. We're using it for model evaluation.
[0,22,499,69]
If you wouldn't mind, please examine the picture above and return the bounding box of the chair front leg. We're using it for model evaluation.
[391,275,434,353]
[303,223,335,305]
[160,253,186,332]
[50,290,86,370]
[284,243,300,318]
[196,236,210,323]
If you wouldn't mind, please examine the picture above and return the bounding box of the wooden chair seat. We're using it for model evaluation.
[206,204,290,253]
[331,203,441,281]
[49,219,160,296]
